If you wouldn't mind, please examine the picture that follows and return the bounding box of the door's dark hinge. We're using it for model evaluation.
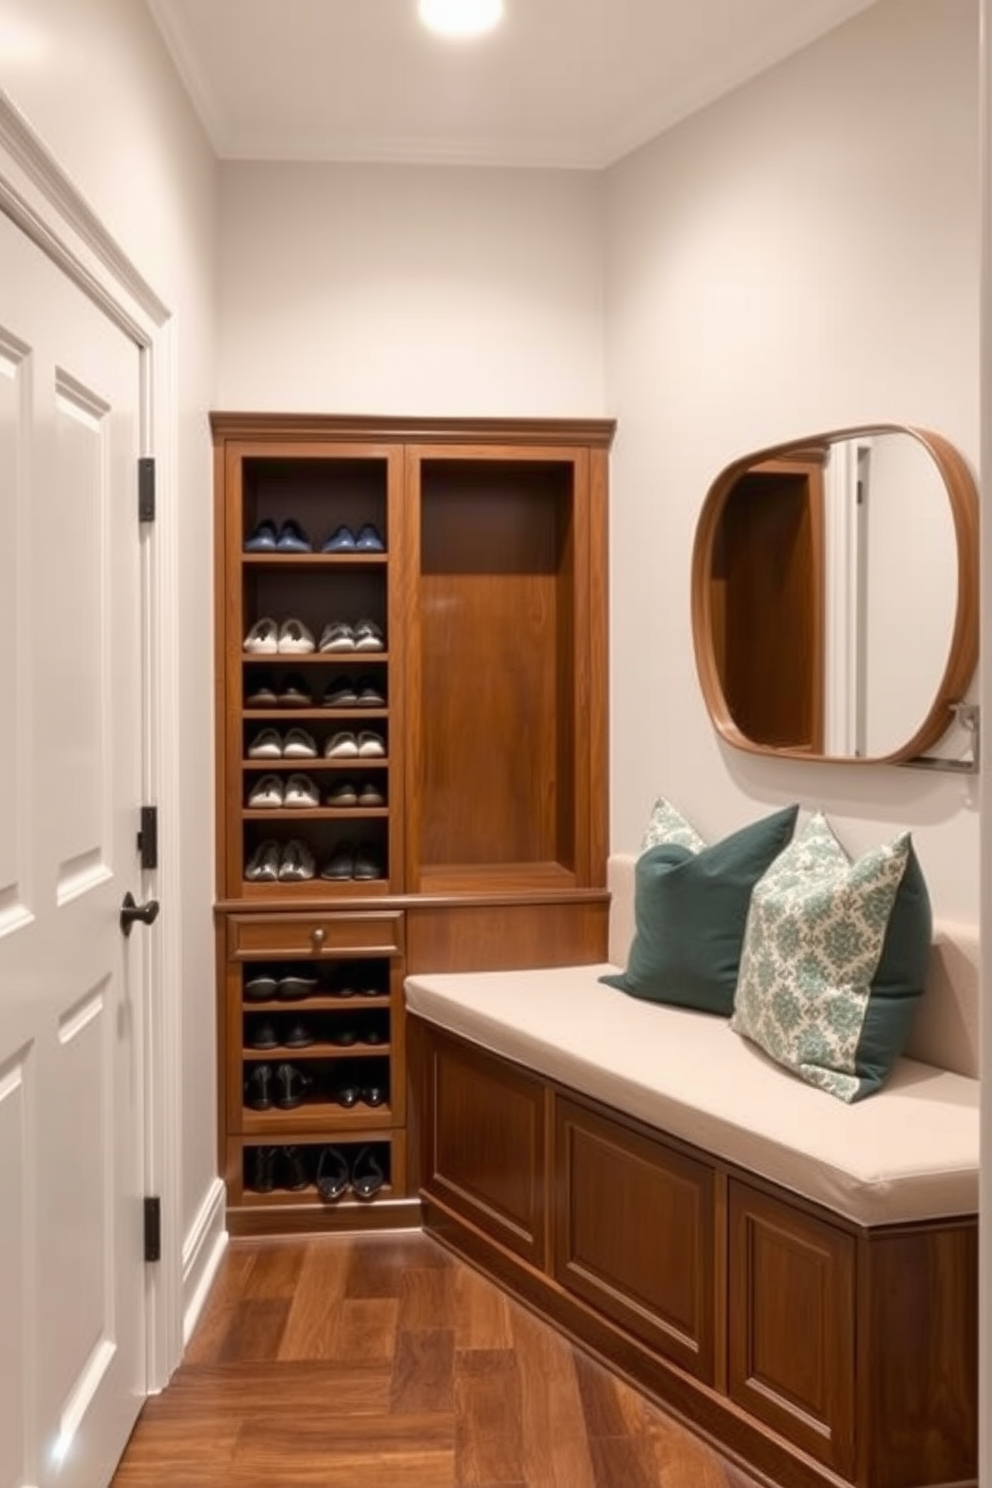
[138,456,155,522]
[144,1197,161,1263]
[137,806,158,870]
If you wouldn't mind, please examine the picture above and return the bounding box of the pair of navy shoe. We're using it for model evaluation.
[322,522,385,553]
[244,518,313,553]
[244,519,386,554]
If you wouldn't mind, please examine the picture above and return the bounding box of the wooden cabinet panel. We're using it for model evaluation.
[728,1179,855,1476]
[406,896,608,973]
[553,1097,715,1381]
[417,1025,547,1267]
[857,1223,978,1488]
[227,910,405,959]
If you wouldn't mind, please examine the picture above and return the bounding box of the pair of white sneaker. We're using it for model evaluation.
[248,773,320,809]
[243,617,315,654]
[325,730,385,758]
[247,727,316,759]
[244,838,315,882]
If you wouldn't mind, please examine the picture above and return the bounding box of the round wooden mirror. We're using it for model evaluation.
[690,425,979,763]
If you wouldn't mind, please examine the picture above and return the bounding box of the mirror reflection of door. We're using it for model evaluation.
[712,450,825,752]
[693,425,978,764]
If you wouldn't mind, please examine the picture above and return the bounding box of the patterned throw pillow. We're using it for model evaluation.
[731,813,930,1102]
[641,797,707,854]
[602,804,799,1015]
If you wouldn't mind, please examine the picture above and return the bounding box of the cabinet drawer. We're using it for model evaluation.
[228,911,405,959]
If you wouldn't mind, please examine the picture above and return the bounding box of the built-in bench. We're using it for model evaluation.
[406,854,979,1488]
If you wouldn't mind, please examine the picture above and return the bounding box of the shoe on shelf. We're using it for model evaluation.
[325,731,359,758]
[276,972,318,1000]
[278,618,316,654]
[355,523,386,554]
[275,519,313,553]
[244,519,278,553]
[244,1064,274,1110]
[276,673,313,707]
[326,779,359,808]
[321,525,357,554]
[247,1144,279,1192]
[353,619,385,652]
[273,1062,313,1109]
[245,673,278,707]
[281,1145,311,1191]
[247,728,283,759]
[245,839,281,881]
[357,730,386,758]
[244,972,278,1001]
[278,839,317,882]
[315,1145,350,1201]
[320,842,357,880]
[283,727,317,759]
[319,621,356,652]
[357,782,385,807]
[354,843,385,881]
[284,773,320,808]
[354,676,386,707]
[247,774,284,809]
[248,1018,279,1051]
[359,1018,385,1046]
[351,1145,386,1198]
[244,617,279,654]
[322,676,359,708]
[283,1018,315,1049]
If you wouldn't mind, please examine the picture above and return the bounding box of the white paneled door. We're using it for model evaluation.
[0,209,150,1488]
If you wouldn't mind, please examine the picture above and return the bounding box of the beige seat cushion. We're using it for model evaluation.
[405,963,979,1227]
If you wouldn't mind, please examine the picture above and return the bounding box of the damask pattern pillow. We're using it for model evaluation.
[731,813,930,1102]
[602,803,799,1015]
[641,797,706,854]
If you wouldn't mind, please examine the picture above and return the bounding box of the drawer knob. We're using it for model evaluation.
[311,927,326,951]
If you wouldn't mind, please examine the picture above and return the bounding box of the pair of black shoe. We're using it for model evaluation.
[316,1144,385,1202]
[244,1061,312,1110]
[247,1144,310,1193]
[334,1079,388,1108]
[247,1016,315,1051]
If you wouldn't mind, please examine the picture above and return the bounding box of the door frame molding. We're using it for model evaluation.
[0,84,184,1390]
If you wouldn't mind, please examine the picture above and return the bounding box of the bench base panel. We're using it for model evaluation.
[410,1017,977,1488]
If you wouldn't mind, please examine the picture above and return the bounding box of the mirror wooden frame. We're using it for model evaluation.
[690,424,979,764]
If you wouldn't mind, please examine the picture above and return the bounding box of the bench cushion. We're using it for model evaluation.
[405,962,979,1226]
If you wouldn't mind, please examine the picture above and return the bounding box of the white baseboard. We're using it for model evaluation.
[181,1178,228,1346]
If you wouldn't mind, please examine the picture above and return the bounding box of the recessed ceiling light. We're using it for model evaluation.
[417,0,504,39]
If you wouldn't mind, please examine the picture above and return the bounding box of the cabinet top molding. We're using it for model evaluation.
[209,411,617,449]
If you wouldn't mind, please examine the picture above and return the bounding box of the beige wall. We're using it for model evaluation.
[217,161,605,416]
[0,0,219,1270]
[604,0,981,921]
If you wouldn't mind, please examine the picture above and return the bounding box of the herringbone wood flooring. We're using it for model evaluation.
[112,1231,764,1487]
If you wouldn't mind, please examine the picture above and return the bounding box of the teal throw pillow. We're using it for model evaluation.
[602,804,799,1015]
[731,813,930,1101]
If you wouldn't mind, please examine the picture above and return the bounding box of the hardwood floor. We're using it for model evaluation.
[112,1230,765,1488]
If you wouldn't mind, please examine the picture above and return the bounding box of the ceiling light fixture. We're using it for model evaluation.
[417,0,504,39]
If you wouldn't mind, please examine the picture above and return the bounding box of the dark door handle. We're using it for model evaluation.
[120,891,160,936]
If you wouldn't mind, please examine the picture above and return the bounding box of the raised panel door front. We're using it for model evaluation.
[553,1096,715,1381]
[728,1180,855,1476]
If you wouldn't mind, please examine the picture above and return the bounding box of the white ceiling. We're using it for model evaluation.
[147,0,880,170]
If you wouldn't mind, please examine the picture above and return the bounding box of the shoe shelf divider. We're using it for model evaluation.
[213,413,615,1235]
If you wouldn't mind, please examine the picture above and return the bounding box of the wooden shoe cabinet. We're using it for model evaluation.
[212,413,615,1233]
